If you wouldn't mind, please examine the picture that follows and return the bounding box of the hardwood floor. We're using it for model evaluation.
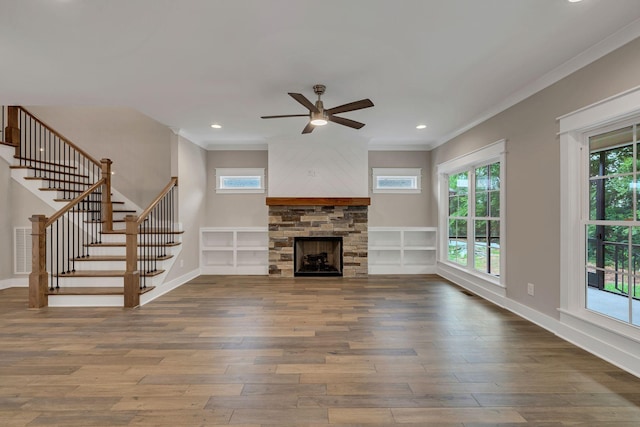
[1,275,640,426]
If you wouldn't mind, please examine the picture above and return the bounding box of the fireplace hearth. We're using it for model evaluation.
[294,237,343,276]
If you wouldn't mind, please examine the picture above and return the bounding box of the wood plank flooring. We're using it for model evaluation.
[1,275,640,426]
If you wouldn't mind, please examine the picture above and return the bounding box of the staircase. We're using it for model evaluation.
[1,106,182,308]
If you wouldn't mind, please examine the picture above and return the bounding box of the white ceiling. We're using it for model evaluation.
[2,0,640,150]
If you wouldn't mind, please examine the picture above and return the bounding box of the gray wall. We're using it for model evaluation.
[165,135,207,281]
[368,151,432,227]
[205,150,269,227]
[0,163,53,281]
[0,161,12,280]
[431,36,640,319]
[24,106,173,207]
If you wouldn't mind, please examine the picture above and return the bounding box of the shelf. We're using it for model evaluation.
[368,227,437,275]
[202,251,233,267]
[200,227,268,275]
[201,231,233,248]
[237,250,268,266]
[236,230,268,248]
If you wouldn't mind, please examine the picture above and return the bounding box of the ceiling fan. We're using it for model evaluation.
[261,84,374,134]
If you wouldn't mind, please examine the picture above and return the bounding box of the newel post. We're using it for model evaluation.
[123,215,140,308]
[101,158,113,232]
[6,106,21,154]
[29,215,48,308]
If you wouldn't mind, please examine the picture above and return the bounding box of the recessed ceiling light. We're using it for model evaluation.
[416,124,427,129]
[211,124,222,129]
[568,0,583,2]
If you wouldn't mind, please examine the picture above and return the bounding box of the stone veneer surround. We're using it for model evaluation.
[267,198,369,277]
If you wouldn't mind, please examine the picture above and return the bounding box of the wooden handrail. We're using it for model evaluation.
[136,177,178,225]
[18,107,101,167]
[46,178,106,227]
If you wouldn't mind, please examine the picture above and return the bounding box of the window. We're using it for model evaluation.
[438,140,505,287]
[372,168,421,193]
[585,122,640,325]
[559,85,640,347]
[215,168,265,193]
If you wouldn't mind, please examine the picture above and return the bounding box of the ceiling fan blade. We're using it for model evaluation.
[261,114,309,119]
[326,99,374,115]
[328,115,365,129]
[302,122,315,134]
[289,93,320,113]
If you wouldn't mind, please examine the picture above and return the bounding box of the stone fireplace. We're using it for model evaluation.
[267,197,369,278]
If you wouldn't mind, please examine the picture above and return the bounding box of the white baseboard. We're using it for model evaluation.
[0,277,28,290]
[437,262,506,300]
[140,268,200,306]
[437,264,640,379]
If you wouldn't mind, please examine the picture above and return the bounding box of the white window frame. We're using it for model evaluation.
[436,139,506,294]
[559,85,640,344]
[371,167,422,193]
[215,168,265,194]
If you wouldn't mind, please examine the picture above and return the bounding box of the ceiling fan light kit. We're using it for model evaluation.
[261,84,374,134]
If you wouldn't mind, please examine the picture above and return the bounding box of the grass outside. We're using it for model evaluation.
[604,282,640,298]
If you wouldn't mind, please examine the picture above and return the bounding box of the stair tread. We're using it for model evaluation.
[47,286,155,296]
[103,229,184,235]
[40,187,98,193]
[85,242,181,247]
[26,176,91,185]
[13,156,78,170]
[55,270,165,278]
[72,255,173,261]
[56,198,124,204]
[10,165,90,179]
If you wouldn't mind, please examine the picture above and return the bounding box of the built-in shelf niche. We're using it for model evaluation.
[200,227,268,275]
[368,227,437,274]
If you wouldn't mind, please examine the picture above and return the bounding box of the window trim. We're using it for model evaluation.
[215,168,266,194]
[437,139,506,290]
[371,167,422,194]
[559,85,640,343]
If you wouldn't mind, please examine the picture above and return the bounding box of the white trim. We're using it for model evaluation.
[0,277,28,290]
[437,266,640,378]
[558,84,640,134]
[438,262,506,298]
[437,139,506,290]
[559,85,640,366]
[436,139,506,174]
[367,143,432,151]
[435,18,640,149]
[140,268,201,306]
[215,167,266,194]
[207,143,268,151]
[371,167,422,194]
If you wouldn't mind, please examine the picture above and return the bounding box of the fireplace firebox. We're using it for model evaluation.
[294,237,343,277]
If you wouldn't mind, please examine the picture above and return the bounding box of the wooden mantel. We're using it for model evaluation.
[266,197,371,206]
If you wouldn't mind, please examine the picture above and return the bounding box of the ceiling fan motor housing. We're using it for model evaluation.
[313,84,326,96]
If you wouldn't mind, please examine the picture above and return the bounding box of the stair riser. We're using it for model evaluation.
[100,233,181,244]
[23,164,88,177]
[72,260,170,271]
[86,247,126,256]
[49,295,124,307]
[51,276,123,287]
[87,246,178,257]
[51,275,161,288]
